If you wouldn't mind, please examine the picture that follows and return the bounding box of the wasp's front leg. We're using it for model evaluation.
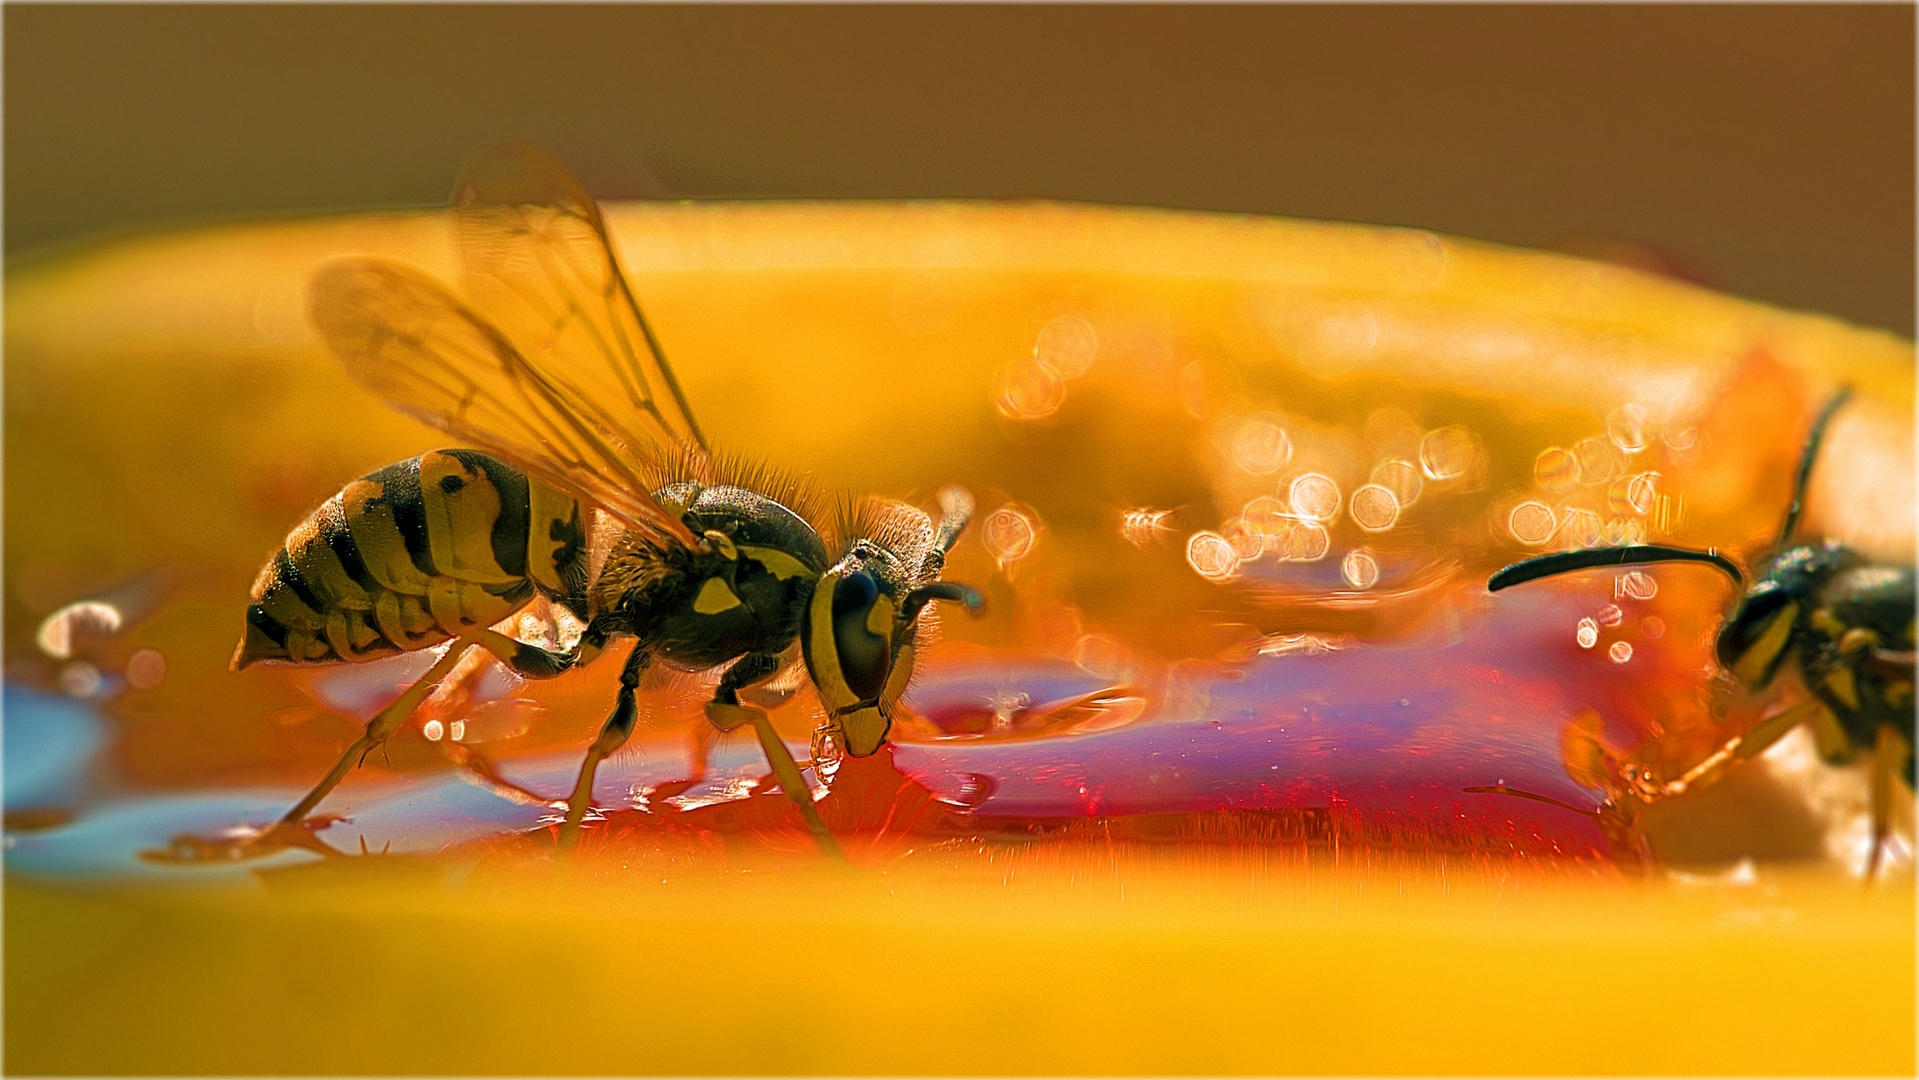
[706,652,843,859]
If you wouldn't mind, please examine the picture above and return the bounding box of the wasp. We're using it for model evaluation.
[161,145,982,860]
[1482,389,1916,873]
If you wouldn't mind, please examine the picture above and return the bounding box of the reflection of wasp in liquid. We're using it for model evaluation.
[163,145,982,860]
[1475,390,1916,873]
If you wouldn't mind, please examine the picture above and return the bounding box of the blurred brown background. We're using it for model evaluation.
[6,4,1913,334]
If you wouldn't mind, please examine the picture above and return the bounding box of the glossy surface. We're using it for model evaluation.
[6,200,1913,1074]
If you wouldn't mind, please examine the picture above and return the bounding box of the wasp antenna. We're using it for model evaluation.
[1779,386,1853,544]
[1488,545,1744,592]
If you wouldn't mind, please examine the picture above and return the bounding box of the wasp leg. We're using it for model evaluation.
[273,638,481,832]
[470,627,578,680]
[1659,699,1827,798]
[558,642,652,847]
[1866,723,1913,879]
[706,653,844,859]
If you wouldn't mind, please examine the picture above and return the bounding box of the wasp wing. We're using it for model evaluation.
[452,144,710,462]
[308,257,700,548]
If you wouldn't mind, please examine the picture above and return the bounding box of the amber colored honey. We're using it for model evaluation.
[5,202,1913,1074]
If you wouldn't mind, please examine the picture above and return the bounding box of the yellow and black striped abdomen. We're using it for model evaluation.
[233,450,588,669]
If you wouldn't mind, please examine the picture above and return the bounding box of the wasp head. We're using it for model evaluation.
[802,538,983,758]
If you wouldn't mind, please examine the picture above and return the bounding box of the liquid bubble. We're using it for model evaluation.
[1606,404,1651,453]
[1288,473,1341,522]
[1120,508,1174,548]
[1597,604,1624,628]
[983,505,1039,567]
[993,359,1065,420]
[1572,436,1626,485]
[1220,517,1267,560]
[1617,570,1658,600]
[1340,549,1380,589]
[1186,531,1241,581]
[423,719,445,742]
[1642,616,1666,639]
[1279,522,1331,562]
[1559,508,1601,547]
[1575,618,1600,649]
[1534,447,1578,494]
[1609,641,1634,664]
[1370,459,1423,506]
[125,648,167,691]
[1508,502,1557,545]
[59,661,103,699]
[1349,485,1401,532]
[1232,419,1293,475]
[1034,314,1100,379]
[1419,426,1477,480]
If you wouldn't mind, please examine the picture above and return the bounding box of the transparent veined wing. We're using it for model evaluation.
[307,257,701,549]
[451,143,709,460]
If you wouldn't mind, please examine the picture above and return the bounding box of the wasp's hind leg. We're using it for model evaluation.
[706,653,843,859]
[146,638,484,864]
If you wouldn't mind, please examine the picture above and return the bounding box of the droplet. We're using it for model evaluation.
[810,727,845,780]
[1287,473,1341,522]
[1220,517,1266,560]
[1370,459,1423,506]
[1120,508,1174,548]
[1609,641,1634,664]
[1419,427,1477,480]
[983,505,1039,567]
[1607,404,1651,453]
[1617,570,1658,600]
[1508,502,1557,545]
[1341,549,1380,589]
[1572,436,1626,485]
[1034,314,1099,379]
[37,601,123,660]
[1240,496,1289,534]
[1073,634,1135,680]
[1601,516,1645,546]
[1348,485,1400,532]
[1534,448,1578,494]
[59,661,103,698]
[1576,618,1600,649]
[1280,522,1331,562]
[1186,532,1241,581]
[449,719,467,742]
[1597,604,1624,628]
[423,719,445,741]
[992,359,1065,420]
[1559,508,1601,547]
[125,648,167,691]
[1625,472,1660,516]
[1306,302,1379,359]
[1642,616,1666,639]
[1232,419,1293,475]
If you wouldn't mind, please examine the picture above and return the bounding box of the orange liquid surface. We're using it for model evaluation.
[5,201,1913,1074]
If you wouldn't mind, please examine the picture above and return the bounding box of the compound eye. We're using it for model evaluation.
[1717,586,1797,684]
[831,571,890,699]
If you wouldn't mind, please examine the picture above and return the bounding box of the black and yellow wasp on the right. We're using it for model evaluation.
[1487,389,1916,872]
[156,145,983,863]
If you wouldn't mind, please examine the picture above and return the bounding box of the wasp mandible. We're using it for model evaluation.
[163,145,983,860]
[1485,389,1916,872]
